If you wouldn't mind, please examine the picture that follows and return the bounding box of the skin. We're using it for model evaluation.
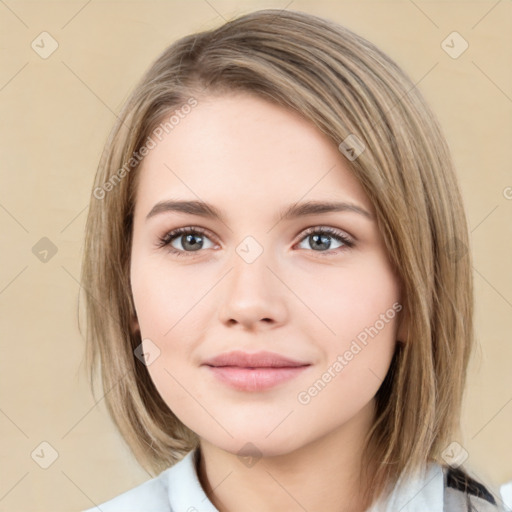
[130,91,406,512]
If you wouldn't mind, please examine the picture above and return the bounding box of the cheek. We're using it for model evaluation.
[130,257,211,414]
[131,256,206,335]
[295,291,399,432]
[294,254,401,343]
[294,255,400,402]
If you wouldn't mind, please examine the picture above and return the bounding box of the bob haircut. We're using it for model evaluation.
[81,8,474,509]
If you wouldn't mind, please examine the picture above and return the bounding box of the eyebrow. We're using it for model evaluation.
[145,199,373,223]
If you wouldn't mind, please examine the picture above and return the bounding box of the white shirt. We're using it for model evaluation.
[82,448,448,512]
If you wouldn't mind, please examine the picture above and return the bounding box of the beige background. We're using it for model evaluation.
[0,0,511,510]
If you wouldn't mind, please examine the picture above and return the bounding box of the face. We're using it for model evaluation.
[130,92,405,458]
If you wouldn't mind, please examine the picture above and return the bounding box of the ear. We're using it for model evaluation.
[396,302,408,344]
[130,312,140,336]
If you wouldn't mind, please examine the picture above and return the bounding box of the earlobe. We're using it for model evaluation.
[397,325,406,345]
[130,314,140,336]
[396,306,408,345]
[128,292,140,336]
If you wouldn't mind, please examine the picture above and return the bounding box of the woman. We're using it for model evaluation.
[80,9,505,511]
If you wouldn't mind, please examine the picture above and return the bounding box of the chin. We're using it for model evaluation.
[200,429,304,460]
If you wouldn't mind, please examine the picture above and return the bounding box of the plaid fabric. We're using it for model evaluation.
[443,465,507,511]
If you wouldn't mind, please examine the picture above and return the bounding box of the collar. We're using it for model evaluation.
[367,461,444,511]
[165,448,218,512]
[166,448,444,512]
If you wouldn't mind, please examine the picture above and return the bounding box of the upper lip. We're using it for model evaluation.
[202,350,310,368]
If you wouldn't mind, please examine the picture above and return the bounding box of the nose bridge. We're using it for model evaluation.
[229,234,274,297]
[218,234,286,327]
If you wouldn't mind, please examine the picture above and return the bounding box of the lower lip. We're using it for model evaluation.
[204,365,310,392]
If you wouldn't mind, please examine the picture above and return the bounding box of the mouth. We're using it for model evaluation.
[204,366,310,392]
[201,350,311,392]
[202,350,309,368]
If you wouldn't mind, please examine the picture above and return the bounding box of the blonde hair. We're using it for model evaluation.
[81,8,474,509]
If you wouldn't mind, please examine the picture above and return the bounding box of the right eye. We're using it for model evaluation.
[156,226,217,257]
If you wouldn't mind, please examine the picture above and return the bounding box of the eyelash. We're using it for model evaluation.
[156,225,355,258]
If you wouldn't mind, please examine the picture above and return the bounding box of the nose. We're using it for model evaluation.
[217,245,288,330]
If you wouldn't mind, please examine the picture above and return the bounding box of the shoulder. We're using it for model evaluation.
[81,466,173,512]
[369,462,507,512]
[442,464,506,511]
[81,447,220,512]
[81,448,216,512]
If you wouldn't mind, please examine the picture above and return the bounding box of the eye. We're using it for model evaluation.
[156,225,354,258]
[156,226,216,257]
[295,226,354,255]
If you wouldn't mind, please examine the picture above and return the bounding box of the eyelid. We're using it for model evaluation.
[294,225,354,244]
[156,224,356,258]
[157,225,218,248]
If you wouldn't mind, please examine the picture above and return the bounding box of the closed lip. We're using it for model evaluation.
[201,350,310,368]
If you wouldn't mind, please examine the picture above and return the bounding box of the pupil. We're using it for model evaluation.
[311,234,330,251]
[183,234,202,251]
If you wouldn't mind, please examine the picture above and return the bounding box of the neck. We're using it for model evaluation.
[196,400,375,512]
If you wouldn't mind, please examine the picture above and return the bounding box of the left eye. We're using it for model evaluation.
[295,227,354,254]
[156,226,354,257]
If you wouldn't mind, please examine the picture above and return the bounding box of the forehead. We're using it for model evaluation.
[134,92,373,218]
